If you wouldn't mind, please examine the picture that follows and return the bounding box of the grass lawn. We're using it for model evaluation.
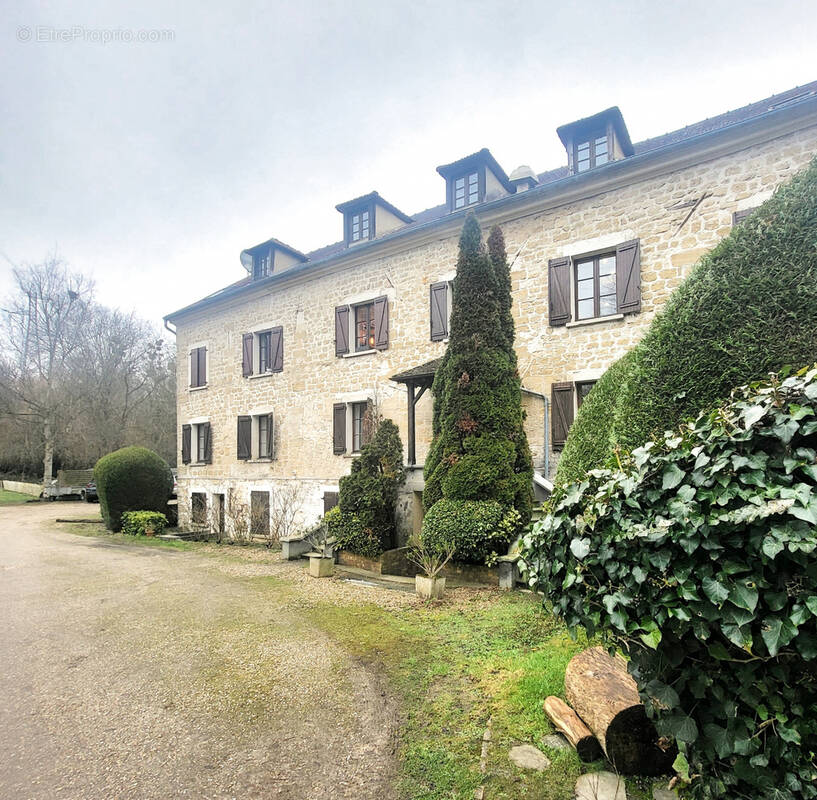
[308,592,660,800]
[0,489,36,505]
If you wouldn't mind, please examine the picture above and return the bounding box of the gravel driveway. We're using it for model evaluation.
[0,502,398,799]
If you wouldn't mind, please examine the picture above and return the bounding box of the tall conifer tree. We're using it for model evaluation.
[423,215,533,525]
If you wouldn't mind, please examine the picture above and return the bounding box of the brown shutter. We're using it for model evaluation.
[616,239,641,314]
[548,257,572,326]
[266,413,275,459]
[373,296,389,350]
[335,306,349,356]
[430,282,449,341]
[189,349,198,387]
[198,347,207,386]
[237,416,251,460]
[181,424,191,464]
[270,327,284,372]
[333,403,346,454]
[551,382,575,450]
[242,333,253,377]
[732,208,757,227]
[202,422,212,464]
[323,491,339,514]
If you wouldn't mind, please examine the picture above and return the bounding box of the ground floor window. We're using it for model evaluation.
[191,492,207,525]
[250,491,270,537]
[214,493,225,534]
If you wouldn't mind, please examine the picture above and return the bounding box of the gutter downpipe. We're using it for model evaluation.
[164,319,176,336]
[521,387,549,478]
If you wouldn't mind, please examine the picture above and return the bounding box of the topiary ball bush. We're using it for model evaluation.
[94,446,173,532]
[420,498,520,565]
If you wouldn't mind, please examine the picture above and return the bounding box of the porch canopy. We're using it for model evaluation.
[391,357,441,466]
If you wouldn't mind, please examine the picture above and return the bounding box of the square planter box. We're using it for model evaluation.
[309,554,334,578]
[416,574,445,600]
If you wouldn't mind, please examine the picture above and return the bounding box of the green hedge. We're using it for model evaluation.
[325,506,383,560]
[121,511,167,536]
[522,367,817,799]
[557,155,817,483]
[421,498,519,565]
[94,446,173,532]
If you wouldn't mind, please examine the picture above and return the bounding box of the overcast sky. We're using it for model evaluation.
[2,0,816,329]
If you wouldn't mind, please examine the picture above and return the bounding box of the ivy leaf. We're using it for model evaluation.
[670,714,699,744]
[762,537,784,559]
[761,617,796,656]
[662,463,685,490]
[729,582,759,613]
[672,751,690,783]
[569,538,590,560]
[640,621,662,650]
[646,679,680,711]
[742,403,767,429]
[703,576,729,605]
[805,596,817,617]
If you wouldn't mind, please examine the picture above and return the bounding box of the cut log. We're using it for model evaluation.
[564,647,676,776]
[543,696,602,762]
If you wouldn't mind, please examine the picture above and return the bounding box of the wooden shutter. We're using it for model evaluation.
[616,239,641,315]
[335,306,350,356]
[551,382,575,450]
[198,347,207,386]
[270,327,284,372]
[181,424,191,464]
[242,334,253,377]
[430,282,449,341]
[265,413,275,459]
[548,257,572,326]
[732,208,757,227]
[333,403,347,454]
[202,422,212,464]
[189,349,198,387]
[323,491,339,514]
[237,416,251,460]
[373,296,389,350]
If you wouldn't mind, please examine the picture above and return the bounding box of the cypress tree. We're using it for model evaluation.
[423,215,533,526]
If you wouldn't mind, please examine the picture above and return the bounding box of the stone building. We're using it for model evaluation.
[165,81,817,539]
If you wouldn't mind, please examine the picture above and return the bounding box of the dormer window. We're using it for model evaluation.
[453,171,481,209]
[240,238,309,281]
[349,208,371,242]
[253,248,273,278]
[336,192,413,247]
[575,133,609,173]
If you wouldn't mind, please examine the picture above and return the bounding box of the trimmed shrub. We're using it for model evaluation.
[324,506,382,560]
[121,510,167,537]
[557,156,817,482]
[94,446,173,532]
[423,216,533,526]
[335,419,405,556]
[421,498,520,565]
[522,367,817,799]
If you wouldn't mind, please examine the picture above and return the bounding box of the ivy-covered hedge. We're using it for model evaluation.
[522,367,817,799]
[325,506,383,560]
[94,446,173,532]
[421,499,520,565]
[121,511,167,537]
[557,155,817,482]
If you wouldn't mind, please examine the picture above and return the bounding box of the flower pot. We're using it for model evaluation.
[416,574,445,600]
[309,554,334,578]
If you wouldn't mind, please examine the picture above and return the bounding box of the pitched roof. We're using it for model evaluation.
[391,357,442,383]
[166,79,817,322]
[335,191,413,223]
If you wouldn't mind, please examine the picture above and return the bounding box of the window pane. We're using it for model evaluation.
[455,177,465,189]
[576,260,594,281]
[577,159,590,172]
[598,256,616,275]
[468,172,478,186]
[577,141,590,153]
[599,273,616,296]
[595,136,607,148]
[577,381,596,407]
[577,278,594,300]
[259,416,269,457]
[577,299,594,319]
[599,295,617,316]
[596,151,609,166]
[355,304,373,350]
[454,196,465,208]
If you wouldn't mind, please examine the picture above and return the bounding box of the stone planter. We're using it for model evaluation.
[416,574,445,600]
[308,554,334,578]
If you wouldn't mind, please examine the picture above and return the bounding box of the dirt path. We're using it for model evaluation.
[0,502,398,799]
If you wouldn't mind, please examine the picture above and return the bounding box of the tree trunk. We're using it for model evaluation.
[564,647,676,775]
[42,416,54,484]
[543,696,602,762]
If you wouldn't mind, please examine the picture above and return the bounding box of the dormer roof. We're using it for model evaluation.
[557,107,634,157]
[435,148,515,194]
[334,191,413,223]
[239,237,309,273]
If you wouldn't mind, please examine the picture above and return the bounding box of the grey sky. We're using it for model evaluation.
[2,0,816,327]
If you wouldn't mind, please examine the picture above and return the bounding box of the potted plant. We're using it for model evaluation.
[306,523,335,578]
[409,537,456,600]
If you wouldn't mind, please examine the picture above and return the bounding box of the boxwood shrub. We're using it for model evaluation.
[421,498,520,565]
[522,367,817,799]
[94,446,173,532]
[121,511,167,537]
[324,506,383,560]
[557,155,817,483]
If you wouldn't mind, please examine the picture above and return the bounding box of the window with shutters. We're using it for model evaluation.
[551,380,598,450]
[574,131,609,173]
[191,492,207,525]
[187,421,212,464]
[237,416,252,460]
[236,413,274,460]
[189,345,207,388]
[430,281,452,341]
[576,380,597,407]
[242,326,283,376]
[334,296,389,356]
[548,239,641,327]
[332,399,373,455]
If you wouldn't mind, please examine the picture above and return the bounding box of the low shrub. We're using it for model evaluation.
[94,446,173,532]
[121,511,167,537]
[325,506,383,560]
[421,498,519,565]
[522,367,817,799]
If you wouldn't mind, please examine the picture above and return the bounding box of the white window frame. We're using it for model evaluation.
[247,407,275,461]
[188,416,210,464]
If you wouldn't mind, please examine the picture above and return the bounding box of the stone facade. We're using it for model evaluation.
[168,94,817,539]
